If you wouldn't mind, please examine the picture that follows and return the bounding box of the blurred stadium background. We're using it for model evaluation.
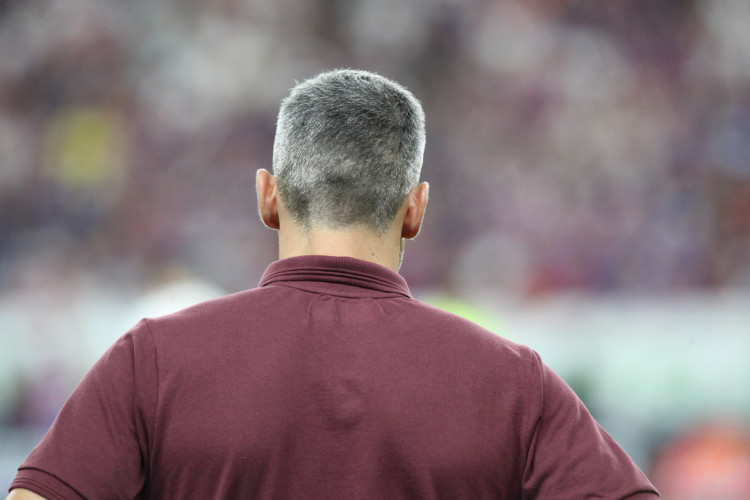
[1,0,750,497]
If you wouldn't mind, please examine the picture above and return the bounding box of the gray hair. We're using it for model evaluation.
[272,69,426,232]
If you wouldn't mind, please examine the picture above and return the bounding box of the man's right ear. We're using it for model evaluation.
[401,182,429,239]
[256,169,280,230]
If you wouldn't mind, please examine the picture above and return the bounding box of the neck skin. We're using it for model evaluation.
[256,169,428,272]
[278,220,406,271]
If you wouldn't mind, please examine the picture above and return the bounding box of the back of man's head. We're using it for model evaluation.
[272,69,426,233]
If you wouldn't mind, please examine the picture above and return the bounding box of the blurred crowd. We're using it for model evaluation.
[1,0,750,496]
[1,0,749,297]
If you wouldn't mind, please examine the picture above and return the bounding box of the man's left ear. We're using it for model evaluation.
[256,169,280,230]
[401,182,429,239]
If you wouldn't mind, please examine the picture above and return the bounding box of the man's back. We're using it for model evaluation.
[12,256,657,499]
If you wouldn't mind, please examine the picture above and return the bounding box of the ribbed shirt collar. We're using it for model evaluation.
[259,255,412,298]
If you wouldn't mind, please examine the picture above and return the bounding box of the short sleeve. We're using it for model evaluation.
[521,351,659,499]
[10,320,158,500]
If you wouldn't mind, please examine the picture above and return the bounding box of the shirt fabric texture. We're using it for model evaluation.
[11,255,659,499]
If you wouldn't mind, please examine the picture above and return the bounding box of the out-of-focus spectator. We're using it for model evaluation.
[650,421,750,500]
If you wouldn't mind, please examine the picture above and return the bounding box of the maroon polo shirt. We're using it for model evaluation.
[11,255,658,499]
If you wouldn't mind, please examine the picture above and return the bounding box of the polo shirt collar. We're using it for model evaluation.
[259,255,412,298]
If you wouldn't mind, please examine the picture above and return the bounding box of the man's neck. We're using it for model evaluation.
[278,223,403,272]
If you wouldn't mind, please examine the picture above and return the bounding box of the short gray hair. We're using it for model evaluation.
[272,69,426,232]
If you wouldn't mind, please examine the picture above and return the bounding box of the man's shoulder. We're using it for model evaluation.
[403,297,538,364]
[137,285,279,336]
